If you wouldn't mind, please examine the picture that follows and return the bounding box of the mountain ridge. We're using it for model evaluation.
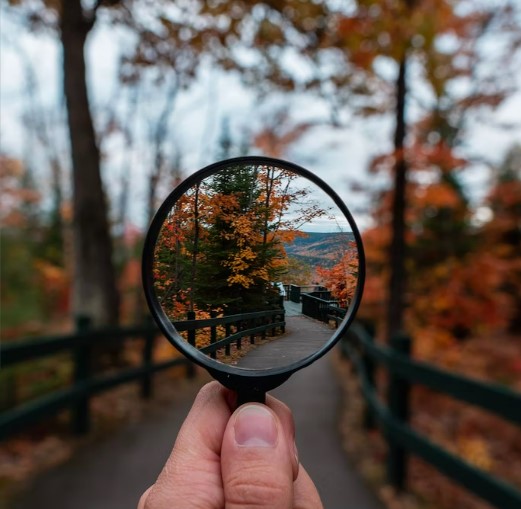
[284,231,355,268]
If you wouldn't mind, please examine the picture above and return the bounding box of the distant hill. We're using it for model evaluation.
[284,231,355,268]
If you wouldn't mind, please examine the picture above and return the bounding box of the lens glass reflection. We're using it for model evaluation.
[152,162,359,369]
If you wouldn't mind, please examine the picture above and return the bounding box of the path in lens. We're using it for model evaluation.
[235,313,333,370]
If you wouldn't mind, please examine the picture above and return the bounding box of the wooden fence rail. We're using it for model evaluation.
[300,293,336,322]
[341,321,521,509]
[0,309,285,440]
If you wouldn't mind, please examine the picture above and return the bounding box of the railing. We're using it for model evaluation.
[289,284,302,303]
[300,293,338,323]
[343,322,521,509]
[0,309,285,440]
[289,284,327,303]
[181,309,285,359]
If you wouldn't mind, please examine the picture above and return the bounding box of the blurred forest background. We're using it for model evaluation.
[1,1,520,508]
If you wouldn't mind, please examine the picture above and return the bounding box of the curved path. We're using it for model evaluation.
[236,314,332,369]
[12,355,382,509]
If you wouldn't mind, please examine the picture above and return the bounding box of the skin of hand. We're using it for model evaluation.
[138,381,323,509]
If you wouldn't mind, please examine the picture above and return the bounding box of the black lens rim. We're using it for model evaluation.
[142,156,365,388]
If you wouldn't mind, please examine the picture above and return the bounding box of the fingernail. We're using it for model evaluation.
[234,405,278,447]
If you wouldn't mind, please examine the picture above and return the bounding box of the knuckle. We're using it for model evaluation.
[226,469,290,508]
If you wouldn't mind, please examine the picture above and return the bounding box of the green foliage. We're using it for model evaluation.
[0,232,45,330]
[0,156,68,334]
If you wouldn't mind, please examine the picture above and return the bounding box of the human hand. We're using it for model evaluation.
[138,381,323,509]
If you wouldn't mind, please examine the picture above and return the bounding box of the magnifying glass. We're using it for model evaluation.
[142,156,365,405]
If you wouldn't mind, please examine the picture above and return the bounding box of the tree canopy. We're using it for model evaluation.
[153,163,332,318]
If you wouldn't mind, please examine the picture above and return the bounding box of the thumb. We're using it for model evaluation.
[221,403,295,509]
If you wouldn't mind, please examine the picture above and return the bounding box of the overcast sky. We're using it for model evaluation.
[1,6,520,232]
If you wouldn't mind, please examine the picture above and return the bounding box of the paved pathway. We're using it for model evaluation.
[237,315,332,369]
[272,355,382,509]
[12,354,382,509]
[284,299,303,316]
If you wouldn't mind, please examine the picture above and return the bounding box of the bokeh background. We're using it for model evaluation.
[1,1,520,509]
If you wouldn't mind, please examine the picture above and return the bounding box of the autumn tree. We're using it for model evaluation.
[0,156,69,331]
[60,1,123,325]
[199,165,266,312]
[173,0,519,342]
[316,241,359,308]
[330,0,520,340]
[153,163,329,318]
[5,1,127,325]
[482,144,521,334]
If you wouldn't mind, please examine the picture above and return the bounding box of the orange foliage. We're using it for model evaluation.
[410,140,468,174]
[316,242,359,308]
[34,260,70,318]
[361,151,520,364]
[0,156,40,228]
[410,253,513,360]
[414,182,461,209]
[153,165,329,319]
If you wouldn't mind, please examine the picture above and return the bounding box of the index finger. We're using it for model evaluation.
[139,381,233,509]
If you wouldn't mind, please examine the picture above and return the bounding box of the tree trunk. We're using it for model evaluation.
[60,0,119,326]
[386,56,408,341]
[189,184,200,311]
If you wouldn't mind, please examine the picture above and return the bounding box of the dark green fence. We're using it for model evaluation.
[289,284,328,303]
[343,322,521,509]
[0,309,285,440]
[300,293,339,323]
[182,309,285,359]
[0,316,191,440]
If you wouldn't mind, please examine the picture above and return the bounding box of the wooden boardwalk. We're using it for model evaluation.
[237,314,333,369]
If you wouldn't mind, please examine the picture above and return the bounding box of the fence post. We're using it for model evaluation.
[361,322,377,430]
[236,321,242,350]
[141,316,155,399]
[0,370,16,413]
[73,315,91,435]
[386,332,412,491]
[185,311,196,378]
[250,317,255,344]
[187,310,196,347]
[210,311,217,359]
[225,322,231,356]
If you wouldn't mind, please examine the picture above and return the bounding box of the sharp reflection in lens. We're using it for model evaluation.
[152,163,359,370]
